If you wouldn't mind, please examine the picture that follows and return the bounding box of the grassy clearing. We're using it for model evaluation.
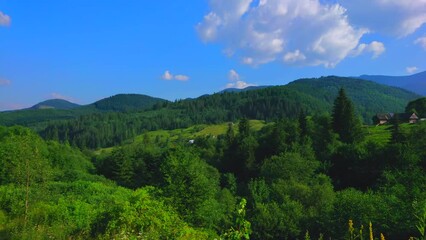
[364,123,416,145]
[94,120,268,155]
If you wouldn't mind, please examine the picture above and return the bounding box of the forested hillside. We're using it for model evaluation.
[1,90,425,239]
[0,94,168,130]
[38,76,419,149]
[30,99,81,110]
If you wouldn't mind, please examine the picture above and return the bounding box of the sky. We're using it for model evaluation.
[0,0,425,111]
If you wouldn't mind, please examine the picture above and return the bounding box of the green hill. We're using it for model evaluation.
[37,76,420,149]
[31,99,81,110]
[0,94,168,130]
[286,76,419,121]
[89,94,168,112]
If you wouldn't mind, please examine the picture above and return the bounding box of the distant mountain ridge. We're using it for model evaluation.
[35,76,421,149]
[31,99,81,110]
[358,71,426,96]
[0,77,422,133]
[88,94,168,112]
[0,94,169,128]
[219,86,270,93]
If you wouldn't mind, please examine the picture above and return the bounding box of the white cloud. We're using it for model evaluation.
[0,78,11,86]
[406,66,418,74]
[161,70,189,81]
[339,0,426,37]
[197,0,373,67]
[351,41,385,58]
[228,69,240,81]
[161,70,174,80]
[226,81,256,89]
[174,75,190,81]
[283,50,306,63]
[415,36,426,50]
[0,11,11,27]
[225,69,256,89]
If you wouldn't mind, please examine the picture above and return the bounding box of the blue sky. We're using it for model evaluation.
[0,0,425,110]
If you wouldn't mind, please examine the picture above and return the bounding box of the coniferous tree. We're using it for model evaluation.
[391,114,404,144]
[298,111,308,140]
[331,88,363,144]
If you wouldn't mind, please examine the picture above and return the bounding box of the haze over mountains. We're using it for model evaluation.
[358,71,426,96]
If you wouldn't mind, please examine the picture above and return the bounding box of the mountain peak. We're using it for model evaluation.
[31,99,80,110]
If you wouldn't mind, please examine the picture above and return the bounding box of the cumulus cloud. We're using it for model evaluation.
[339,0,426,37]
[228,69,240,81]
[351,41,386,58]
[0,11,11,27]
[0,78,11,86]
[162,70,174,80]
[197,0,374,67]
[283,50,306,63]
[225,69,256,89]
[226,81,256,89]
[415,37,426,50]
[174,75,190,81]
[406,66,418,74]
[161,70,190,81]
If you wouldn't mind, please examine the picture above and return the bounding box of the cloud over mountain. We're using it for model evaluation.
[225,69,256,89]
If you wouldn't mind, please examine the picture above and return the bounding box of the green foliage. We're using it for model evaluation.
[161,147,224,229]
[1,76,417,150]
[413,200,426,240]
[406,97,426,118]
[1,97,426,240]
[0,126,51,185]
[221,198,252,240]
[332,88,364,144]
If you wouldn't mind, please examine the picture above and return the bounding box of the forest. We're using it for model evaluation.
[1,86,426,239]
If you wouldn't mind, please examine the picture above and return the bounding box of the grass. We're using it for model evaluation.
[94,120,268,155]
[364,123,417,145]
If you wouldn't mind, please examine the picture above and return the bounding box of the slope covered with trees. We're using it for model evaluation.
[406,97,426,117]
[38,76,419,149]
[1,90,426,239]
[30,99,81,110]
[0,94,168,131]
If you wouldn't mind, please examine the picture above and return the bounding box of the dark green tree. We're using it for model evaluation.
[391,114,404,144]
[331,88,363,144]
[298,111,308,140]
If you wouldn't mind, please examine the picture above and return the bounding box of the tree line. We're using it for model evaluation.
[1,88,425,239]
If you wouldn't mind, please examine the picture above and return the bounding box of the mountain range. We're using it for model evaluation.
[1,75,422,148]
[357,71,426,96]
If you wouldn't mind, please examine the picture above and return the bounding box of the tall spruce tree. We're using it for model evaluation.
[331,88,363,144]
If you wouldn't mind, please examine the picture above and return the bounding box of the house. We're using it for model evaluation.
[374,112,419,125]
[375,113,392,125]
